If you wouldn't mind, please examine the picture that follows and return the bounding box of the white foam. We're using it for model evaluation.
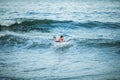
[53,41,73,48]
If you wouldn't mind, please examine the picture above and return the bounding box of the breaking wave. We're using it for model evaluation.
[0,19,120,32]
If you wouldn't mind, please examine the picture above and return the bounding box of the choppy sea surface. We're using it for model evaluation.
[0,0,120,80]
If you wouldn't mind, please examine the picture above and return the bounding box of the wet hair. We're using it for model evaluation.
[60,35,63,38]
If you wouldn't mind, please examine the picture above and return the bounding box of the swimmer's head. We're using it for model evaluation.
[60,35,63,38]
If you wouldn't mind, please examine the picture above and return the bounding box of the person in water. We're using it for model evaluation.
[59,35,64,42]
[53,35,64,42]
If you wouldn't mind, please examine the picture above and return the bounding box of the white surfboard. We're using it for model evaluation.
[53,41,72,48]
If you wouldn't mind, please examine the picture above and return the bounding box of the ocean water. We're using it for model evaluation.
[0,0,120,80]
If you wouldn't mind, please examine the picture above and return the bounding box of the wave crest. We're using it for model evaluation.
[0,34,27,46]
[0,19,120,32]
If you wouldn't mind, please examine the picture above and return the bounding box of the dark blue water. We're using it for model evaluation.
[0,0,120,80]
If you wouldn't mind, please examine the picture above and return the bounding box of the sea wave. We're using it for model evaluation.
[0,19,120,32]
[0,32,51,52]
[0,33,120,51]
[0,19,120,52]
[75,38,120,47]
[0,34,27,44]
